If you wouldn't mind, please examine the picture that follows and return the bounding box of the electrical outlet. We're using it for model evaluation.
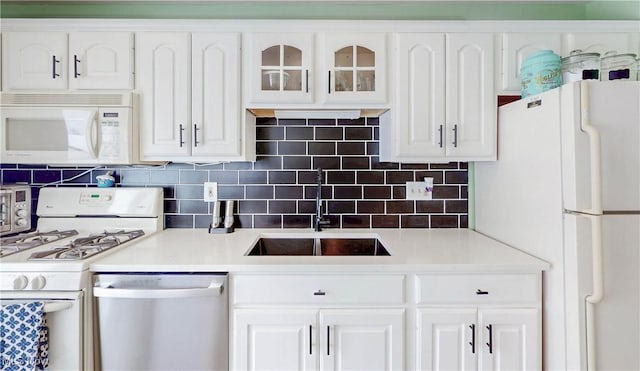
[406,181,433,200]
[204,182,218,202]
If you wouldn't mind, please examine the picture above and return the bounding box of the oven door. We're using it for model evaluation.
[0,291,83,370]
[0,107,99,164]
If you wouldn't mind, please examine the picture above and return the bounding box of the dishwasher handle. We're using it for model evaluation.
[93,282,224,299]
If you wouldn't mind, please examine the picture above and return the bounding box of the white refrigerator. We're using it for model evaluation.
[474,81,640,371]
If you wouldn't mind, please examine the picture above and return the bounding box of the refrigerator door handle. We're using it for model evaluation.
[583,213,604,371]
[579,81,603,215]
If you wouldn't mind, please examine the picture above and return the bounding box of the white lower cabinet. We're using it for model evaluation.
[231,273,541,371]
[234,309,317,371]
[233,308,404,371]
[321,310,404,371]
[418,307,539,371]
[414,273,541,371]
[231,274,405,371]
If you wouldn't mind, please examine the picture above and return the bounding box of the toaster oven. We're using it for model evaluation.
[0,184,32,236]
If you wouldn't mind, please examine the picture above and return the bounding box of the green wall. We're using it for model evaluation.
[1,1,638,21]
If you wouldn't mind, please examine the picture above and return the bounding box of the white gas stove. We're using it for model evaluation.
[0,187,163,370]
[1,187,163,277]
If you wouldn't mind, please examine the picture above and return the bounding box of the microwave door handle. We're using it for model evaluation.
[86,111,99,158]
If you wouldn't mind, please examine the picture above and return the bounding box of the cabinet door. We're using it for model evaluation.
[563,32,640,56]
[137,32,191,159]
[2,32,67,90]
[323,33,387,104]
[446,33,496,160]
[233,309,317,371]
[393,33,446,160]
[418,308,477,371]
[68,32,133,89]
[320,309,404,371]
[478,308,539,371]
[191,33,242,158]
[500,33,562,93]
[247,33,314,104]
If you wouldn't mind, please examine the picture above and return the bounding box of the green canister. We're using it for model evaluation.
[520,50,562,97]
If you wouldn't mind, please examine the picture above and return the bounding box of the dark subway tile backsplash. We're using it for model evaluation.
[2,117,468,229]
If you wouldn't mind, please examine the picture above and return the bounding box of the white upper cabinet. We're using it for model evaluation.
[2,32,67,90]
[562,32,640,56]
[137,32,191,158]
[2,31,133,91]
[392,33,446,159]
[382,32,495,163]
[245,32,387,107]
[322,33,387,104]
[191,33,243,158]
[137,32,250,162]
[445,33,496,160]
[499,33,562,93]
[247,33,314,104]
[68,33,133,89]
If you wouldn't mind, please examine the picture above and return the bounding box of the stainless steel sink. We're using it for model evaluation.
[247,238,315,256]
[320,238,390,256]
[246,237,390,256]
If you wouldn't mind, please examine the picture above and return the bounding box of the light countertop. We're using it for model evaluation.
[90,228,550,273]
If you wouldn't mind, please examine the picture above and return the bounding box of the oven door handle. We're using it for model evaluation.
[44,302,73,313]
[93,282,223,299]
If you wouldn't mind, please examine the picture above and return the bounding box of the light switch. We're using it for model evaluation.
[405,179,433,200]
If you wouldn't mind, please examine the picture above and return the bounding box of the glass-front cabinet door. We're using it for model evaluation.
[322,33,387,104]
[248,33,314,104]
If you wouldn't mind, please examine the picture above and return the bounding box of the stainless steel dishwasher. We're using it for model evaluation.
[93,273,228,370]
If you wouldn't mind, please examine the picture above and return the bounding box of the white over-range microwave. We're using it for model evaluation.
[0,92,140,165]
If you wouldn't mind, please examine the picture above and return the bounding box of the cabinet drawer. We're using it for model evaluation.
[233,274,405,306]
[416,273,539,305]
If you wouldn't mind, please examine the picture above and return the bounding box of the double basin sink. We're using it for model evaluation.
[247,236,390,256]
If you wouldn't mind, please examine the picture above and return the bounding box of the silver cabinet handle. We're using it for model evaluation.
[452,124,458,147]
[73,55,81,78]
[179,124,185,147]
[193,124,200,147]
[486,324,493,354]
[438,125,444,148]
[469,324,476,354]
[52,55,60,79]
[328,71,331,94]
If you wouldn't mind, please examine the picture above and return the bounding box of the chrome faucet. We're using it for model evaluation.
[315,168,330,231]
